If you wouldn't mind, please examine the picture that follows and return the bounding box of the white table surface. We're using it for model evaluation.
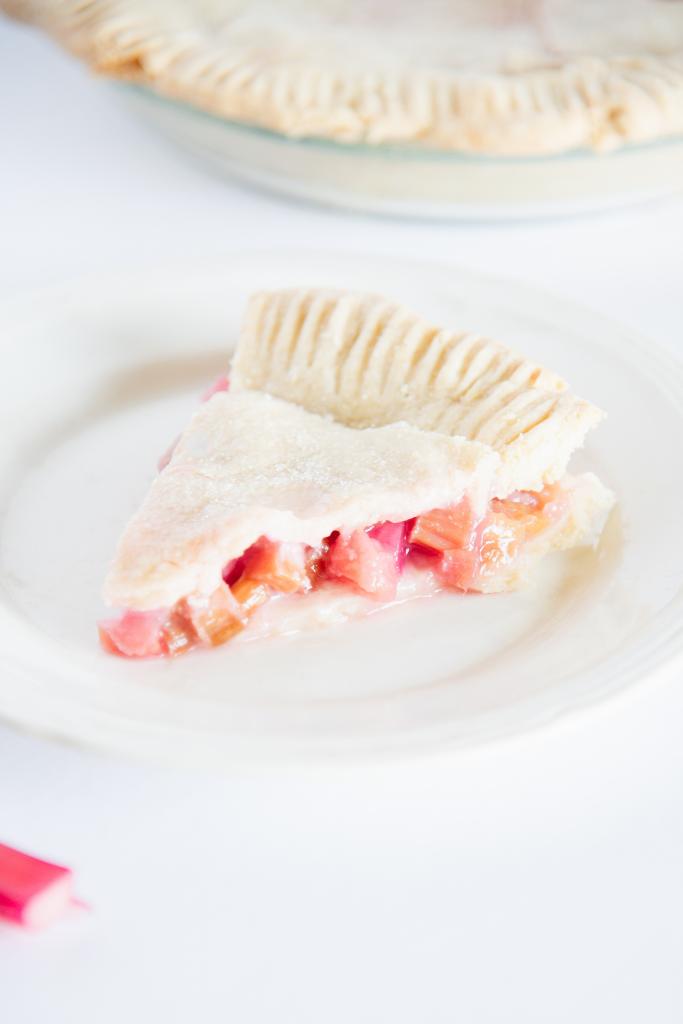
[2,17,683,1024]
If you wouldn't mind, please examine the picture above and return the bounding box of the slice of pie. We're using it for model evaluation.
[7,0,683,154]
[99,288,614,658]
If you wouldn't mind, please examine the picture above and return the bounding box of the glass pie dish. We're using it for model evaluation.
[118,83,683,220]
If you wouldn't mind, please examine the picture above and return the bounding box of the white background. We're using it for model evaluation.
[2,16,683,1023]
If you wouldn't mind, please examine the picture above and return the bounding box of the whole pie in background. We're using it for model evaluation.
[5,0,683,154]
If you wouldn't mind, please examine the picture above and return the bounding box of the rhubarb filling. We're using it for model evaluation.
[99,482,569,658]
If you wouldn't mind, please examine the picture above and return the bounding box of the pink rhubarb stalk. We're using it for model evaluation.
[0,843,78,929]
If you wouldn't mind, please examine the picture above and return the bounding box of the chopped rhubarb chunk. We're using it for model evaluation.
[0,843,76,929]
[409,500,476,553]
[201,375,230,402]
[434,509,524,591]
[231,576,270,614]
[478,515,520,571]
[160,603,198,656]
[100,480,572,657]
[99,585,246,659]
[243,538,311,593]
[222,556,245,586]
[438,548,480,592]
[367,521,409,572]
[325,529,399,601]
[185,586,246,647]
[491,483,567,538]
[98,609,167,658]
[305,537,333,581]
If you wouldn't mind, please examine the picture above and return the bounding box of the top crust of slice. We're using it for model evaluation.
[105,390,498,610]
[231,288,604,496]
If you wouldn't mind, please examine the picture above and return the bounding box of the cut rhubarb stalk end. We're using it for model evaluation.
[0,843,80,930]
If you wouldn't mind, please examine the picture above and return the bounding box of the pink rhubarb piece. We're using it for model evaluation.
[98,608,167,658]
[325,529,399,601]
[0,843,78,929]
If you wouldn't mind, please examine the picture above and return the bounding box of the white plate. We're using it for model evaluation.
[1,252,682,765]
[118,84,683,221]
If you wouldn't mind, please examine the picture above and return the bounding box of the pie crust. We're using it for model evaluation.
[6,0,683,154]
[105,389,499,609]
[104,288,614,621]
[232,289,603,497]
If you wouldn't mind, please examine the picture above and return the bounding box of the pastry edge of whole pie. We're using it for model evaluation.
[6,0,683,155]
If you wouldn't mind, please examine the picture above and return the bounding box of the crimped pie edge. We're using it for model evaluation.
[6,0,683,155]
